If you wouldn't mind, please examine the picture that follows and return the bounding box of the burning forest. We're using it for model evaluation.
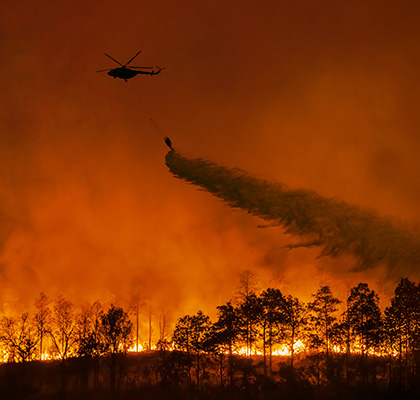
[0,274,420,399]
[2,147,420,399]
[2,129,420,400]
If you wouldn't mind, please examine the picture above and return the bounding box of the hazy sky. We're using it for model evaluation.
[1,0,420,320]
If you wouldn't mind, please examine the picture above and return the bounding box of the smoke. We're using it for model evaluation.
[166,150,420,273]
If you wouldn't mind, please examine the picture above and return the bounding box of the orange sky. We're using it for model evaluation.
[1,0,420,320]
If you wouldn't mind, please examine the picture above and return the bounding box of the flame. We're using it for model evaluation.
[128,343,144,352]
[1,350,7,363]
[0,339,400,364]
[231,340,305,357]
[272,340,305,356]
[40,352,53,361]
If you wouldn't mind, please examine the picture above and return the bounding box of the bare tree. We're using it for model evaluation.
[33,292,51,360]
[128,292,143,352]
[48,295,77,360]
[237,269,258,300]
[158,308,169,349]
[0,313,37,362]
[148,304,153,350]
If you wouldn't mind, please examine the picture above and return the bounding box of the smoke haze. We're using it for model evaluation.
[1,0,420,322]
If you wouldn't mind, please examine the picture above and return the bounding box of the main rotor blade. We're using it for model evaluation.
[96,68,113,73]
[105,53,123,66]
[125,50,142,66]
[129,66,154,69]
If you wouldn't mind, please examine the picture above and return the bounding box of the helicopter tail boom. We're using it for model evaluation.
[152,66,165,75]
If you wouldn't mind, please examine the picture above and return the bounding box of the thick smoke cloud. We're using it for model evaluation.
[166,150,420,273]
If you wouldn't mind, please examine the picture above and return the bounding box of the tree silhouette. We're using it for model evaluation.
[238,293,260,356]
[259,288,285,373]
[190,310,211,389]
[48,295,77,361]
[347,283,382,356]
[0,313,37,362]
[346,283,382,384]
[128,292,143,352]
[76,302,106,357]
[172,310,211,390]
[306,332,324,385]
[5,278,420,396]
[210,301,241,387]
[236,270,259,355]
[172,314,194,387]
[158,308,169,350]
[384,278,420,389]
[100,305,133,393]
[308,285,341,373]
[33,292,51,360]
[76,301,104,390]
[283,295,307,369]
[237,270,258,299]
[45,296,78,396]
[329,318,351,382]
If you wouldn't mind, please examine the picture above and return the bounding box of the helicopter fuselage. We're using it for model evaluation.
[107,67,138,80]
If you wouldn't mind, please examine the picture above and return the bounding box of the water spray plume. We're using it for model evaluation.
[165,150,420,272]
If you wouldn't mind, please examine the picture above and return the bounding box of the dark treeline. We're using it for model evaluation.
[1,273,420,399]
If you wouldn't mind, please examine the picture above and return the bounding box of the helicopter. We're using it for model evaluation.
[96,51,164,82]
